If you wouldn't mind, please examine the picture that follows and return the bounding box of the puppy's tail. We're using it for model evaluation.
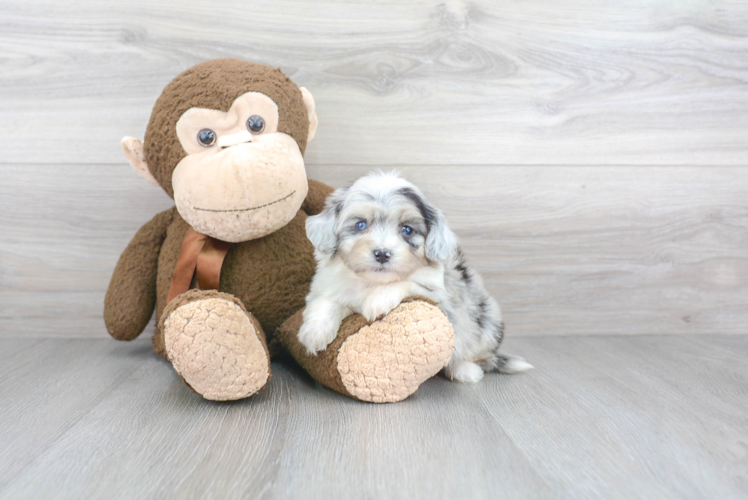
[480,353,534,374]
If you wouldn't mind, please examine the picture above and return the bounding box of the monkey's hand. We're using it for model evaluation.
[104,207,175,341]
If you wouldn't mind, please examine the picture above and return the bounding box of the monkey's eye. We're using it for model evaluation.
[401,225,414,236]
[247,115,265,134]
[355,221,367,231]
[197,129,216,147]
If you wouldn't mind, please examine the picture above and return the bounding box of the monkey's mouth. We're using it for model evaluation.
[192,191,296,213]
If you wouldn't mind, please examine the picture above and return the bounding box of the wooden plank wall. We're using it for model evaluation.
[1,0,747,338]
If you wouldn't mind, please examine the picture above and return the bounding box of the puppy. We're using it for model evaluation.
[299,171,532,383]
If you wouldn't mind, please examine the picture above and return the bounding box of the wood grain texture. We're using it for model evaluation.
[478,335,748,499]
[1,0,748,166]
[0,336,746,499]
[2,163,746,337]
[0,163,173,337]
[0,338,150,492]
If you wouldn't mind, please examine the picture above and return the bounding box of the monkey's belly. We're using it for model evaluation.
[156,209,316,337]
[218,210,316,335]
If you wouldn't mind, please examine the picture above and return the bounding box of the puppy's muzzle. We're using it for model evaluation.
[373,249,391,264]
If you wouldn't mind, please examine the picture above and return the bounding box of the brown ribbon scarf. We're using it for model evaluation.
[166,227,232,304]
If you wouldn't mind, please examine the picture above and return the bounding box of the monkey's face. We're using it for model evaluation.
[171,92,309,242]
[121,60,318,242]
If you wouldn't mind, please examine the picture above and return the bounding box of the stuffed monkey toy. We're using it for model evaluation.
[104,59,455,403]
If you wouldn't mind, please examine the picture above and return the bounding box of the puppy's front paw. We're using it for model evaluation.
[298,319,339,355]
[445,361,485,383]
[361,293,403,322]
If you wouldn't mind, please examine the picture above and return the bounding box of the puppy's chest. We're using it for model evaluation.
[349,274,446,311]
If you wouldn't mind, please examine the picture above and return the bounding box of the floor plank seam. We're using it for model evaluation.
[0,355,152,497]
[477,396,557,495]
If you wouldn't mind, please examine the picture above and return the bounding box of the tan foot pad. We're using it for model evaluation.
[163,297,270,401]
[337,301,455,403]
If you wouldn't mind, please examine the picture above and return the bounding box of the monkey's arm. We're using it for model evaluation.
[104,207,176,340]
[302,179,334,216]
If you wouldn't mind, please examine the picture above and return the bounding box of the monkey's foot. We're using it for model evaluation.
[337,300,455,402]
[162,290,270,401]
[278,298,455,403]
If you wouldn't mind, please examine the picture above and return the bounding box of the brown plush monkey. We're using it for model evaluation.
[104,59,455,402]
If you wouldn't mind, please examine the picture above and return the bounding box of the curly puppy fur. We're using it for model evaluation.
[301,171,532,383]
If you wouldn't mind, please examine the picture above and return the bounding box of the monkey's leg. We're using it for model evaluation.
[156,289,271,401]
[276,298,455,403]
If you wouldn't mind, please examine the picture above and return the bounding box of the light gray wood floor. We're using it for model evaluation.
[1,335,746,500]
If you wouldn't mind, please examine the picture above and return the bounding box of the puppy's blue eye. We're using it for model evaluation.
[355,221,367,231]
[401,225,413,236]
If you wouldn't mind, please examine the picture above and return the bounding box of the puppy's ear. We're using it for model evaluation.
[399,186,458,262]
[425,209,458,262]
[306,188,345,254]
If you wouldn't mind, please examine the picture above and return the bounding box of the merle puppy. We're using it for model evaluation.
[298,171,532,382]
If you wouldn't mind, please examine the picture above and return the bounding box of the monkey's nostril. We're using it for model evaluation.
[373,249,391,264]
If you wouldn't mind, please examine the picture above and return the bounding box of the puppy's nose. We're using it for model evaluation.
[373,249,391,264]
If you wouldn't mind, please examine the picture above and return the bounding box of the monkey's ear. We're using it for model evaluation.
[121,136,159,186]
[299,87,318,143]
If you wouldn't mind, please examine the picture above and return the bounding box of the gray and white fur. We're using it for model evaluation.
[299,171,532,383]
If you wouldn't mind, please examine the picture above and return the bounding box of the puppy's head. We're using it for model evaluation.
[306,171,457,283]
